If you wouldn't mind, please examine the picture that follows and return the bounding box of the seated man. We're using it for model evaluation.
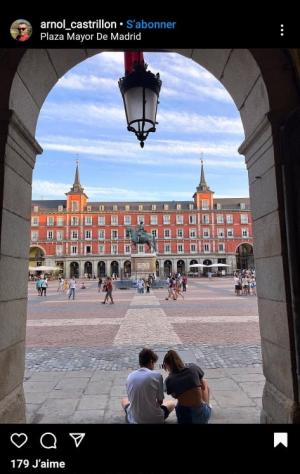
[121,348,176,423]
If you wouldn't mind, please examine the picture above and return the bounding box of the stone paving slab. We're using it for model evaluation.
[24,367,263,424]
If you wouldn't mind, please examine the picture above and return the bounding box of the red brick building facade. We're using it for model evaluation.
[30,163,254,278]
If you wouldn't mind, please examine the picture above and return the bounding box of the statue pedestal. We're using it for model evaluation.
[131,253,156,280]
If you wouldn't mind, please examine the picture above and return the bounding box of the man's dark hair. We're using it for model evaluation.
[139,348,158,367]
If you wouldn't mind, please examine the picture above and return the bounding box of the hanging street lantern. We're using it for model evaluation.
[118,51,162,148]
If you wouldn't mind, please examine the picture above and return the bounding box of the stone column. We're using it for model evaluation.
[239,113,299,422]
[0,110,42,422]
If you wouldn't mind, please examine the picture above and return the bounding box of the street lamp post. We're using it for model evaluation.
[118,51,162,148]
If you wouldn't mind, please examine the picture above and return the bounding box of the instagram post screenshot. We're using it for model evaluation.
[0,11,299,473]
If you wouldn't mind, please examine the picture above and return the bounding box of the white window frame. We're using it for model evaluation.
[176,214,184,224]
[56,230,63,241]
[204,244,210,253]
[47,216,54,226]
[177,228,183,238]
[111,215,118,226]
[71,216,79,226]
[98,216,105,225]
[203,228,210,238]
[71,201,79,212]
[227,229,234,238]
[202,214,209,224]
[226,214,233,224]
[31,231,38,241]
[124,215,131,225]
[71,245,78,255]
[150,215,157,225]
[71,230,78,240]
[56,245,63,256]
[217,228,225,238]
[85,230,92,240]
[85,216,92,226]
[137,215,144,224]
[177,244,184,253]
[111,229,118,240]
[216,214,224,224]
[124,245,131,254]
[164,229,171,239]
[241,214,249,224]
[164,244,171,254]
[111,244,118,254]
[202,199,209,210]
[189,228,197,238]
[190,244,197,253]
[98,230,105,240]
[163,215,170,225]
[218,243,225,253]
[98,244,105,254]
[47,230,53,240]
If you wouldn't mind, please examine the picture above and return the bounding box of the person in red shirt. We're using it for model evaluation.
[16,23,30,42]
[102,277,114,304]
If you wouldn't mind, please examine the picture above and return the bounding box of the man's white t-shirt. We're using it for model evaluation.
[126,368,165,424]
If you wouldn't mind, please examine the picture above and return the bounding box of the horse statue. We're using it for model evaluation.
[126,223,156,253]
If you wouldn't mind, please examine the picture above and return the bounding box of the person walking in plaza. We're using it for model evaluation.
[121,348,176,424]
[182,274,188,292]
[163,350,211,424]
[102,276,114,304]
[68,276,76,300]
[36,276,42,296]
[97,277,103,292]
[41,277,48,296]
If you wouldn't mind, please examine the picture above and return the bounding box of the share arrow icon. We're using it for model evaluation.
[69,433,85,448]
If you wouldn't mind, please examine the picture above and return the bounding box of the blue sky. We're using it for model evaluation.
[34,52,247,201]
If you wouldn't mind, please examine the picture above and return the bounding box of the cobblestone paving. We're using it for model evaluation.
[26,343,262,371]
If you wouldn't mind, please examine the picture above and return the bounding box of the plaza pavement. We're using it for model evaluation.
[25,278,264,424]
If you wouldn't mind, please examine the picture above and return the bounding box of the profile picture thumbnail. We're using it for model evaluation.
[10,19,32,42]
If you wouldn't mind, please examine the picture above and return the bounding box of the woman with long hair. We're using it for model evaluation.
[163,350,211,424]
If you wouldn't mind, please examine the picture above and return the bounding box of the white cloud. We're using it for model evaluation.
[38,135,245,169]
[57,74,117,91]
[32,179,193,200]
[40,101,243,136]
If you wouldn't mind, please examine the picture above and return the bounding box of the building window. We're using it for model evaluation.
[177,229,183,238]
[176,203,181,210]
[227,229,234,238]
[138,244,145,253]
[240,202,246,210]
[124,215,131,225]
[163,215,170,225]
[47,217,54,226]
[217,229,225,238]
[241,214,248,224]
[56,245,63,256]
[216,214,224,224]
[85,245,92,254]
[164,244,171,254]
[151,229,158,238]
[71,201,79,212]
[56,231,63,241]
[98,244,105,254]
[98,230,105,240]
[190,244,197,253]
[189,228,197,238]
[177,244,184,253]
[71,216,79,226]
[204,244,210,253]
[111,215,118,225]
[98,216,105,225]
[71,246,77,255]
[85,216,92,225]
[164,204,169,210]
[203,229,210,238]
[125,205,130,211]
[151,204,156,211]
[85,230,92,240]
[33,205,39,213]
[138,205,143,211]
[31,231,38,241]
[47,231,53,240]
[124,245,131,254]
[189,215,196,224]
[111,244,118,254]
[87,205,92,212]
[189,203,194,210]
[71,230,78,240]
[150,215,157,225]
[164,229,171,239]
[242,228,249,237]
[111,230,118,240]
[57,217,64,226]
[176,214,184,224]
[202,199,209,210]
[125,229,130,239]
[99,205,105,211]
[137,215,144,224]
[113,205,118,211]
[226,214,233,224]
[218,243,225,252]
[216,203,222,210]
[58,205,63,212]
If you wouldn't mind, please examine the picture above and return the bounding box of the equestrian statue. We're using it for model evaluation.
[126,222,156,253]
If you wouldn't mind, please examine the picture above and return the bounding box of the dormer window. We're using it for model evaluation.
[240,202,246,210]
[33,205,39,212]
[58,205,63,212]
[87,205,92,212]
[113,205,118,211]
[164,204,169,210]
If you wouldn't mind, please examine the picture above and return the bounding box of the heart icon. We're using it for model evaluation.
[10,433,28,448]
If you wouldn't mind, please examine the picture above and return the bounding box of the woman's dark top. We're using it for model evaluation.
[165,363,204,396]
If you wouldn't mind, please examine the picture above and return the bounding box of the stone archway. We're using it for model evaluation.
[70,261,79,278]
[0,48,300,423]
[236,243,254,270]
[97,261,106,277]
[29,245,46,267]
